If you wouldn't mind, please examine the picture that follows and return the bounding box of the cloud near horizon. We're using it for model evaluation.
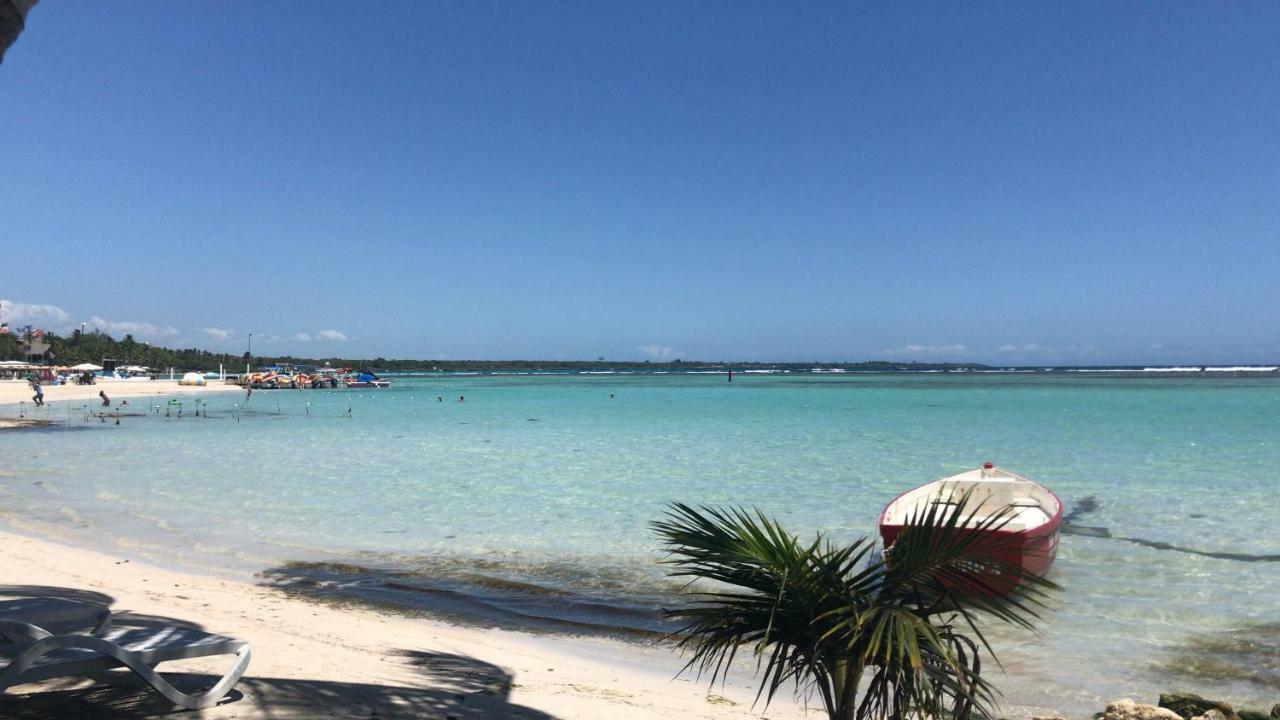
[997,343,1041,353]
[291,329,348,342]
[637,344,684,361]
[885,344,972,357]
[0,299,71,328]
[201,327,234,341]
[995,342,1100,357]
[88,315,179,340]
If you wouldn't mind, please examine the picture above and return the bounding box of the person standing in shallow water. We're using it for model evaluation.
[99,390,109,407]
[31,379,43,406]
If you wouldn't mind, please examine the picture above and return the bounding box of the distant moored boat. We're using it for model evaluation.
[344,370,390,388]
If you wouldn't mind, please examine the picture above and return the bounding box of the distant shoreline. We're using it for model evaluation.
[6,330,1277,375]
[365,364,1280,377]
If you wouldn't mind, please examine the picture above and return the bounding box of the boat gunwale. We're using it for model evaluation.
[877,469,1064,541]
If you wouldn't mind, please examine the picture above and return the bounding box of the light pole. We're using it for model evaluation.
[246,332,253,375]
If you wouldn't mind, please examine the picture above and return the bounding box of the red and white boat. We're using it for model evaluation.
[878,463,1062,591]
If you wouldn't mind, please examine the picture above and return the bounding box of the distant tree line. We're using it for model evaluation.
[0,329,238,371]
[0,331,987,373]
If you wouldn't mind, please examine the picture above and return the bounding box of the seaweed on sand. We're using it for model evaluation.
[1153,621,1280,690]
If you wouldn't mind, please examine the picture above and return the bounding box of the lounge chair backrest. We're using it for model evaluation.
[0,598,111,644]
[0,619,52,646]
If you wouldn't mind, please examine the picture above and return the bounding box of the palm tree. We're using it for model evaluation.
[651,495,1059,720]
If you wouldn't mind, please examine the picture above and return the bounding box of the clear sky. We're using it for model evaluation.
[2,2,1277,365]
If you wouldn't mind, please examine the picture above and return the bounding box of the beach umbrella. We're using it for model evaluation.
[70,362,103,371]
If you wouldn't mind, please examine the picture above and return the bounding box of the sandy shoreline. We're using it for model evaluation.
[0,378,240,407]
[0,380,241,428]
[0,528,815,719]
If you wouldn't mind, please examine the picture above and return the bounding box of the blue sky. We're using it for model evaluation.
[2,2,1277,364]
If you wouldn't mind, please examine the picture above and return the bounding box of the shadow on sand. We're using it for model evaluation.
[0,585,557,719]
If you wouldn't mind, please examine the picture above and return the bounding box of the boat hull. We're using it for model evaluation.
[877,469,1062,595]
[878,521,1060,592]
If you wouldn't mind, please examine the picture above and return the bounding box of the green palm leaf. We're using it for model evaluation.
[652,495,1060,720]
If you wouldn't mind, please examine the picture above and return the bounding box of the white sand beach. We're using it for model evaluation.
[0,380,241,428]
[0,379,240,407]
[0,529,810,719]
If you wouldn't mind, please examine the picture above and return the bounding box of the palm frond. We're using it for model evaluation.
[652,499,1060,720]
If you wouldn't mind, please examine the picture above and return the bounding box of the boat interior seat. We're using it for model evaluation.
[938,478,1016,509]
[1000,505,1051,531]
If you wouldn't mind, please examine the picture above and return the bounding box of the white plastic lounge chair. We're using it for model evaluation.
[0,597,112,637]
[0,616,251,710]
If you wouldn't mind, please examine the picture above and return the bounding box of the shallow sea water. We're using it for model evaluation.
[2,373,1277,714]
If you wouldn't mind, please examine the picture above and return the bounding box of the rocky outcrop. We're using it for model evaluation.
[1271,705,1280,719]
[1106,698,1186,720]
[1159,692,1239,720]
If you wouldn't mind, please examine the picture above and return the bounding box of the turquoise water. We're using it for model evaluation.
[2,373,1278,713]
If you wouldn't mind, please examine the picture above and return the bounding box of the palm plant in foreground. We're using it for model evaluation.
[651,495,1059,720]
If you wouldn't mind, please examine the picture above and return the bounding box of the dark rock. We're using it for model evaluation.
[1159,693,1238,720]
[1270,705,1279,719]
[1238,711,1269,720]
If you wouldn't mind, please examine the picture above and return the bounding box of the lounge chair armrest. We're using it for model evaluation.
[0,618,52,644]
[89,608,112,636]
